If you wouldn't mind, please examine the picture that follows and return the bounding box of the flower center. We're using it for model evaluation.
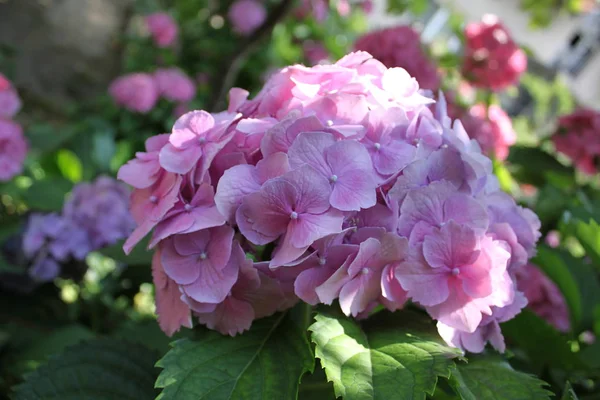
[290,211,299,220]
[149,195,158,204]
[451,267,460,276]
[199,252,208,260]
[184,204,193,212]
[198,137,207,144]
[441,144,448,149]
[374,142,381,150]
[361,267,370,275]
[319,257,327,266]
[326,120,334,127]
[329,174,338,183]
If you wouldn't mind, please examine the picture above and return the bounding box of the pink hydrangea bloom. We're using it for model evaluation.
[145,12,178,48]
[552,108,600,175]
[109,73,158,113]
[0,119,27,181]
[119,53,540,342]
[152,249,192,336]
[154,68,196,103]
[354,26,441,91]
[437,291,527,353]
[462,15,527,90]
[161,226,237,304]
[228,0,266,36]
[397,221,512,332]
[0,73,22,119]
[515,263,570,332]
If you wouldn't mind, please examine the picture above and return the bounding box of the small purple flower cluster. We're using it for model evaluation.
[22,176,135,283]
[119,52,540,353]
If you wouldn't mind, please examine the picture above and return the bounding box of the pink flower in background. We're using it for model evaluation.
[354,26,441,91]
[360,0,373,14]
[228,0,267,36]
[552,108,600,175]
[304,41,330,65]
[154,68,196,103]
[459,103,516,160]
[109,73,158,113]
[0,119,27,181]
[462,14,527,90]
[118,53,540,343]
[515,263,570,332]
[145,12,178,48]
[0,73,21,119]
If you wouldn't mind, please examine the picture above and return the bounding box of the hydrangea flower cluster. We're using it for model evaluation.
[354,26,441,92]
[109,68,196,114]
[446,96,516,160]
[552,108,600,175]
[228,0,267,36]
[462,15,527,91]
[120,52,540,352]
[515,263,570,332]
[22,176,134,283]
[0,73,27,182]
[145,12,179,48]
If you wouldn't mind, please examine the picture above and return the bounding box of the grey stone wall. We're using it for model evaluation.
[0,0,133,106]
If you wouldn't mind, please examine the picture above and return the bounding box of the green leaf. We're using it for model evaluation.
[298,364,336,400]
[507,146,573,187]
[0,253,22,273]
[112,319,191,354]
[156,306,314,400]
[12,338,159,400]
[309,309,462,400]
[10,324,95,376]
[561,381,579,400]
[92,131,116,171]
[501,310,582,372]
[532,246,600,331]
[449,355,552,400]
[23,178,73,211]
[567,219,600,272]
[580,340,600,369]
[99,236,153,266]
[26,124,80,153]
[56,149,83,183]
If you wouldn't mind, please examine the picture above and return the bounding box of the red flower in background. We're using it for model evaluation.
[552,108,600,175]
[462,14,527,91]
[354,26,441,91]
[445,94,516,160]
